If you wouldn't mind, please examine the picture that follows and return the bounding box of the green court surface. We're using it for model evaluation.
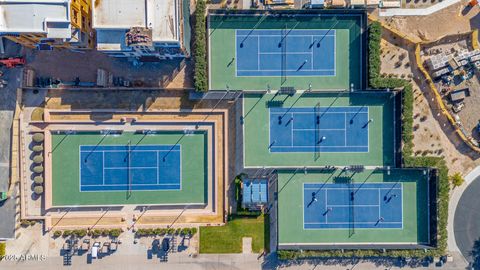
[277,169,430,246]
[51,131,208,206]
[243,92,396,167]
[208,12,365,91]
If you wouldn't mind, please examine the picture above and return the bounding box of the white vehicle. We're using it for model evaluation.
[91,242,101,259]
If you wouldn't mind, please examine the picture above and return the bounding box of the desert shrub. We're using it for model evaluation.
[109,229,122,237]
[32,144,43,152]
[32,154,44,164]
[34,176,44,185]
[33,185,43,195]
[33,166,44,174]
[32,133,44,143]
[449,172,464,188]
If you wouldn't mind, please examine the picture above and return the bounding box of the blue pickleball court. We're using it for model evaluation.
[236,29,336,77]
[303,183,403,229]
[269,106,369,153]
[80,145,181,192]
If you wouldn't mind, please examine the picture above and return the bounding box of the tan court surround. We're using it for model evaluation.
[23,109,229,230]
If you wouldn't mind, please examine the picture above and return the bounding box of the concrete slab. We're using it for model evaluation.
[242,237,252,254]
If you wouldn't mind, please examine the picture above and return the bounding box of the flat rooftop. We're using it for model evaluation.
[0,0,70,38]
[93,0,180,42]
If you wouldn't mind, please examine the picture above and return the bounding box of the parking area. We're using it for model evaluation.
[25,49,192,89]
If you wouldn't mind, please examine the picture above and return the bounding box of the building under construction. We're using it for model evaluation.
[92,0,187,61]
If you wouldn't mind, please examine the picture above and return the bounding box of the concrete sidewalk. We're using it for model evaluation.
[380,0,460,16]
[447,166,480,260]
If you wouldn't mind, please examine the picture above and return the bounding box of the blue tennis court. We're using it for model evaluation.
[269,106,369,153]
[236,29,336,77]
[303,183,403,229]
[80,145,181,192]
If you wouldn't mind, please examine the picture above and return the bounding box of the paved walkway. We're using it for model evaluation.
[380,0,460,16]
[448,166,480,259]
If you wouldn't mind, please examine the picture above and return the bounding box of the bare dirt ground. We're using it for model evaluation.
[380,35,413,78]
[404,0,441,9]
[439,73,480,141]
[380,29,480,175]
[419,39,480,142]
[25,49,193,89]
[378,1,479,42]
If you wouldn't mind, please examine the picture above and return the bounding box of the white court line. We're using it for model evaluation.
[305,187,402,190]
[378,189,381,220]
[270,111,368,115]
[80,144,182,191]
[258,52,314,55]
[156,151,159,185]
[104,167,158,170]
[81,183,180,187]
[237,34,336,38]
[344,112,347,146]
[325,189,328,224]
[293,128,347,131]
[291,113,294,147]
[333,29,337,77]
[235,29,238,77]
[102,151,105,185]
[80,149,180,153]
[257,35,260,71]
[237,68,336,72]
[312,184,405,228]
[271,145,369,149]
[311,35,315,69]
[305,221,402,225]
[302,183,305,229]
[325,205,380,207]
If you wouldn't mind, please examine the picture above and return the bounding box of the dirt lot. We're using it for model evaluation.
[25,49,193,89]
[404,0,441,9]
[380,29,480,175]
[378,1,479,42]
[419,39,480,142]
[380,33,413,78]
[441,73,480,141]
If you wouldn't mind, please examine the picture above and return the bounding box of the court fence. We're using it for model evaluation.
[428,168,439,249]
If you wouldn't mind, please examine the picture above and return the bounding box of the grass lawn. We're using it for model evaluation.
[199,215,269,253]
[0,242,5,259]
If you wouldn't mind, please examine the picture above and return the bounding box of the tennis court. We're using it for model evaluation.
[51,130,208,206]
[243,92,397,167]
[236,29,335,77]
[80,145,181,192]
[276,169,430,247]
[269,106,369,153]
[209,11,366,91]
[303,183,402,229]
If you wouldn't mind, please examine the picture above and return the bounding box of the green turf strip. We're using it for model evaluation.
[200,215,269,253]
[51,131,208,206]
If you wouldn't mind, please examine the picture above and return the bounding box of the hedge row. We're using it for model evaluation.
[193,0,208,92]
[136,227,197,237]
[56,228,123,238]
[0,242,5,260]
[277,21,449,261]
